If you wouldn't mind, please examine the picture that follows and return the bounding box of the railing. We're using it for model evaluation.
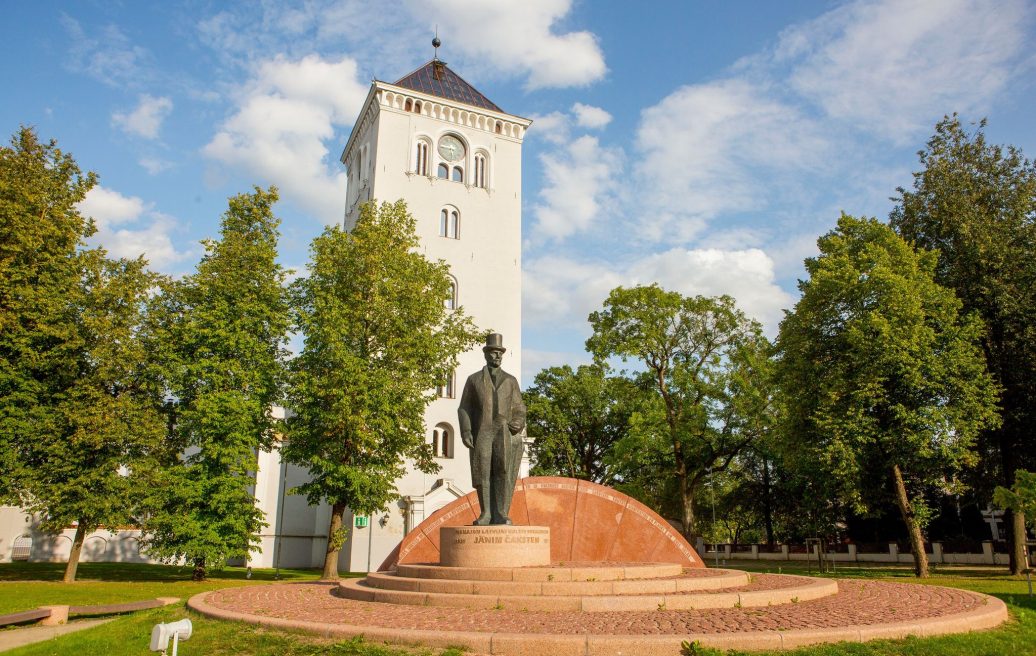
[704,540,1011,565]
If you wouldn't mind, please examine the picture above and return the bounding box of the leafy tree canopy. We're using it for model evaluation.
[994,470,1036,528]
[776,213,999,576]
[586,285,772,538]
[285,200,480,579]
[890,114,1036,572]
[1,127,97,502]
[141,187,291,580]
[526,363,641,485]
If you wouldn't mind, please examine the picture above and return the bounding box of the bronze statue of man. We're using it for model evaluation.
[458,333,527,525]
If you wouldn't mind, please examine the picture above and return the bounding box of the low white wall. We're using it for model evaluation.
[27,527,160,564]
[699,540,1009,566]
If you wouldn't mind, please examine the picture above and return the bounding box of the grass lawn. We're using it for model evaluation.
[0,561,325,615]
[1,560,1033,655]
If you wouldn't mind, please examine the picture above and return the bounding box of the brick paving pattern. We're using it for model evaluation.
[205,578,987,635]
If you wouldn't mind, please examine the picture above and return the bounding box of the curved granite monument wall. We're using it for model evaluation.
[379,476,703,570]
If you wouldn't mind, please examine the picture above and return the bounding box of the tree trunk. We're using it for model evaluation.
[63,523,88,583]
[891,463,930,578]
[192,557,206,582]
[323,502,347,581]
[679,478,696,541]
[762,459,775,547]
[997,420,1025,574]
[1008,509,1027,575]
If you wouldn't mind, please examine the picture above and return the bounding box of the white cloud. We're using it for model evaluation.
[410,0,607,89]
[524,248,793,336]
[103,213,184,269]
[634,79,828,243]
[78,186,147,227]
[77,186,187,269]
[778,0,1030,143]
[629,249,793,333]
[196,2,423,77]
[138,157,173,175]
[193,1,605,92]
[532,135,622,241]
[202,54,369,224]
[112,94,173,139]
[60,15,151,88]
[571,103,612,129]
[527,111,570,145]
[623,0,1032,250]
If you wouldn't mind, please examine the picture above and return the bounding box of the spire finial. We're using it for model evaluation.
[432,26,441,60]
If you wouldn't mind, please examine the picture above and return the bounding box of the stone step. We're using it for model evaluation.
[394,562,685,582]
[365,568,750,596]
[337,574,838,612]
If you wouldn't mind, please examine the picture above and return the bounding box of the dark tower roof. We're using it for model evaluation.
[393,60,503,113]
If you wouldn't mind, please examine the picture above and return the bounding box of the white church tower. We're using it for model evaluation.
[334,47,531,570]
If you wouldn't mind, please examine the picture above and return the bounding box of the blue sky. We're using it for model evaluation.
[4,0,1034,384]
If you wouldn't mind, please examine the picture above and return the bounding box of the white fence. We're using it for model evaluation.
[695,539,1033,567]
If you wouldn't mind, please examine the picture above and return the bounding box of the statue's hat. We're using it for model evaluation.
[483,333,506,353]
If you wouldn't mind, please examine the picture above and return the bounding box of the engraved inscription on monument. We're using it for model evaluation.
[440,525,551,567]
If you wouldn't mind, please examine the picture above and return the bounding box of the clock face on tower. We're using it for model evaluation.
[438,135,465,162]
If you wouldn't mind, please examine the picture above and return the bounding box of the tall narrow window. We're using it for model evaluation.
[415,141,429,176]
[439,208,459,239]
[437,372,455,399]
[474,153,487,188]
[431,424,454,458]
[437,163,448,179]
[452,166,463,183]
[404,98,413,112]
[444,278,457,310]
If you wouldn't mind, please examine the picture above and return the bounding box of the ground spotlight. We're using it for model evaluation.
[149,618,192,655]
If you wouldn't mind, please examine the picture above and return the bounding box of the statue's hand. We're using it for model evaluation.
[507,421,523,435]
[461,432,474,449]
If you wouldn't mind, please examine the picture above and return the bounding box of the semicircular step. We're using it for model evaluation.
[394,562,684,582]
[336,573,837,612]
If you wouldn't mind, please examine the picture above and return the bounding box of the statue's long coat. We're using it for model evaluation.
[457,366,526,489]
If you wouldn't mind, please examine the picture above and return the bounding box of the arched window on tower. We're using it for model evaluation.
[431,423,454,458]
[452,166,464,183]
[439,207,459,239]
[404,98,413,112]
[437,163,449,179]
[415,140,429,176]
[444,276,457,310]
[436,372,455,400]
[474,152,488,189]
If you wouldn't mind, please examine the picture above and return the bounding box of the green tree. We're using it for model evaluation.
[1,128,167,582]
[142,187,291,581]
[525,364,640,484]
[285,200,480,580]
[40,254,166,582]
[890,115,1036,573]
[1,127,96,504]
[777,214,999,577]
[994,470,1036,530]
[586,286,772,539]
